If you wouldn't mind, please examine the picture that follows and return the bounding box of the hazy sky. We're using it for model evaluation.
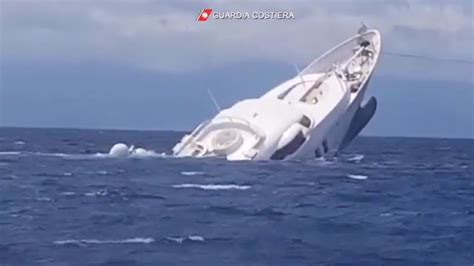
[1,0,473,138]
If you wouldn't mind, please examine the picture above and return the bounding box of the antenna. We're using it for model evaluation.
[207,88,221,112]
[293,63,307,89]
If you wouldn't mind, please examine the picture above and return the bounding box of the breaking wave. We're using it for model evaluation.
[346,154,365,163]
[180,171,205,176]
[173,184,251,190]
[166,235,205,243]
[54,237,154,245]
[0,151,22,156]
[347,174,368,180]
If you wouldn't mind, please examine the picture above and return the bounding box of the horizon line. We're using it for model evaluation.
[1,125,473,141]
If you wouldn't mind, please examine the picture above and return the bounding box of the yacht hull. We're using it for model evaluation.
[173,29,382,160]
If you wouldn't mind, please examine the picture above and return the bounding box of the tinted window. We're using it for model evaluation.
[299,115,311,128]
[322,140,329,153]
[314,149,322,158]
[271,131,306,160]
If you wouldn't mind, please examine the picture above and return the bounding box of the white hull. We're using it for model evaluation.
[173,30,382,160]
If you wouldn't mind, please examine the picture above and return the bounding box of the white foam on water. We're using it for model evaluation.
[166,237,185,243]
[173,184,251,190]
[84,189,108,197]
[1,141,174,161]
[166,235,205,243]
[60,192,76,196]
[96,170,109,175]
[347,154,365,163]
[435,146,452,151]
[0,151,22,156]
[188,235,205,241]
[347,174,368,180]
[14,141,26,145]
[36,197,53,202]
[33,152,69,158]
[180,171,205,176]
[54,237,154,245]
[13,143,168,160]
[313,158,334,166]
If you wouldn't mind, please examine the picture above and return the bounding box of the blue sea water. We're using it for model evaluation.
[0,127,473,266]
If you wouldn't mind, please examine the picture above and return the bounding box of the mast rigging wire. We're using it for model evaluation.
[382,51,474,65]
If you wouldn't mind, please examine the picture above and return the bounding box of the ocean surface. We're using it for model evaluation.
[0,127,472,266]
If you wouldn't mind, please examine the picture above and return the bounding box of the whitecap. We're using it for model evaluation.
[180,171,205,176]
[188,235,205,241]
[130,149,161,158]
[60,192,76,196]
[36,197,53,202]
[166,235,205,243]
[0,151,21,156]
[435,146,451,151]
[314,158,334,166]
[96,170,109,175]
[24,145,169,160]
[347,174,368,180]
[166,237,185,243]
[173,184,251,190]
[54,237,154,245]
[346,154,364,163]
[84,189,108,197]
[33,152,68,157]
[14,141,26,145]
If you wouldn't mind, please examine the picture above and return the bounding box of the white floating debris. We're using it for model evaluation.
[108,143,162,158]
[108,143,130,157]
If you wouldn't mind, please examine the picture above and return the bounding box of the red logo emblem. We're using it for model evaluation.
[197,9,213,22]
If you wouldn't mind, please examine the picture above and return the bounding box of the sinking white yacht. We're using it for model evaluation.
[173,29,382,160]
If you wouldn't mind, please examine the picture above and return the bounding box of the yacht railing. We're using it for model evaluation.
[212,116,266,138]
[185,116,266,143]
[189,120,211,138]
[301,30,379,76]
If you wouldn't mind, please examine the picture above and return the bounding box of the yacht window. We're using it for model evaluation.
[360,40,371,48]
[278,82,301,99]
[301,81,325,104]
[299,115,312,128]
[314,149,322,158]
[279,81,313,100]
[271,131,306,160]
[322,140,329,153]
